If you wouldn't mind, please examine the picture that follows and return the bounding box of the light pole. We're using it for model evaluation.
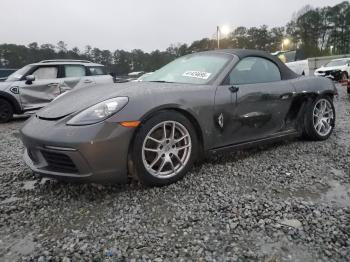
[217,25,231,49]
[281,38,290,51]
[217,26,220,49]
[330,45,334,55]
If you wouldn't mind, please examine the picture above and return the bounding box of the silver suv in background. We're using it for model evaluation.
[0,59,113,123]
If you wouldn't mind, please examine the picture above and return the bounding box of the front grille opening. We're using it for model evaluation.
[37,115,67,121]
[41,150,78,174]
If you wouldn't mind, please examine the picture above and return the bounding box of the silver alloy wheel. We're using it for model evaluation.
[313,98,334,137]
[142,121,192,179]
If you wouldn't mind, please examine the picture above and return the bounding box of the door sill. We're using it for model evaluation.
[23,107,42,113]
[209,130,299,155]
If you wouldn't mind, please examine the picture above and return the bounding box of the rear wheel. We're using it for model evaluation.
[0,98,13,123]
[303,96,335,141]
[131,111,198,186]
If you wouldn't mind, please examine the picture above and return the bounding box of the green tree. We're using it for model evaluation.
[0,1,349,72]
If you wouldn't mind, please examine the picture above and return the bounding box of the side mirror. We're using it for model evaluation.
[25,75,35,85]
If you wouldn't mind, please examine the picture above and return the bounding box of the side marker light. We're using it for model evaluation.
[119,121,141,128]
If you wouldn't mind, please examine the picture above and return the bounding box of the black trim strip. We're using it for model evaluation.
[209,130,299,154]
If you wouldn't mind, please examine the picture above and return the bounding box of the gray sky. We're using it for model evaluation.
[0,0,343,52]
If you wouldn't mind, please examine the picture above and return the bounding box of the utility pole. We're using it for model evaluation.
[217,26,220,49]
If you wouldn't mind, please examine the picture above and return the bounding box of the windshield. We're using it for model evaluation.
[144,53,232,85]
[6,65,33,82]
[325,60,349,67]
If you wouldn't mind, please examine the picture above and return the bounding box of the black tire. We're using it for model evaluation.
[131,111,198,186]
[303,96,335,141]
[0,98,14,123]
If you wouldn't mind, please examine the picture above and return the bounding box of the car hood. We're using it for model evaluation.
[316,65,345,72]
[36,82,189,119]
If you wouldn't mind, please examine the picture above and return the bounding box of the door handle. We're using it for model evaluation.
[229,85,239,93]
[280,92,294,100]
[84,79,93,83]
[47,83,59,87]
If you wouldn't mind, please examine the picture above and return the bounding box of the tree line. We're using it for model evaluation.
[0,1,349,75]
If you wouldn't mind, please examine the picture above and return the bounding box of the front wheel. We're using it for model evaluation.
[303,96,335,141]
[0,98,14,123]
[131,111,198,186]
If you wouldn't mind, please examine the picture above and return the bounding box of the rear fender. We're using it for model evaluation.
[289,88,335,134]
[291,76,337,97]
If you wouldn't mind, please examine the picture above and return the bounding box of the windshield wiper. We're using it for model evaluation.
[148,80,174,83]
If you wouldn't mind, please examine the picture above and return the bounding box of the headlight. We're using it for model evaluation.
[67,97,128,126]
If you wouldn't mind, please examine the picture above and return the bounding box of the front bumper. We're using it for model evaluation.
[20,116,135,183]
[314,70,342,81]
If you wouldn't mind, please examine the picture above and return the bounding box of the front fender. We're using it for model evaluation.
[0,90,22,113]
[106,86,216,151]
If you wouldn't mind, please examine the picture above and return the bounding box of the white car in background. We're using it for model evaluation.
[272,50,309,76]
[314,58,350,81]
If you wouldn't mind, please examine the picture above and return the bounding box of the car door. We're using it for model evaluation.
[19,65,62,111]
[60,64,95,92]
[214,56,296,147]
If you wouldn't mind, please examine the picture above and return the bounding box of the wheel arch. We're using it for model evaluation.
[302,93,335,141]
[126,105,206,180]
[128,105,205,159]
[320,90,336,100]
[290,89,335,133]
[299,90,335,109]
[139,105,205,155]
[0,91,22,114]
[299,90,335,101]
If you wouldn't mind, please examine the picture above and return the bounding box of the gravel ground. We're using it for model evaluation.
[0,84,349,262]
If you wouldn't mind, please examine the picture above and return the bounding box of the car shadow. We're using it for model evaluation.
[33,174,144,201]
[32,137,300,199]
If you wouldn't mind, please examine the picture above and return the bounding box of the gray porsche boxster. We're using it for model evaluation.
[20,49,337,186]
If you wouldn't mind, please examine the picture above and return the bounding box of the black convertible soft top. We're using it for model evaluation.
[214,49,299,80]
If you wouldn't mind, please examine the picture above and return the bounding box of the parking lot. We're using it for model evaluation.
[0,84,349,261]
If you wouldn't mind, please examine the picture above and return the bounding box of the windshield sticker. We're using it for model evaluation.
[182,71,211,80]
